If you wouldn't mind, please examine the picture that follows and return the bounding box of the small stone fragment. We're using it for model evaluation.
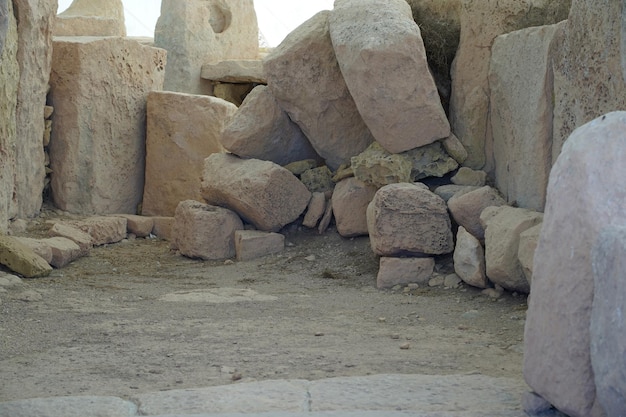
[400,342,411,350]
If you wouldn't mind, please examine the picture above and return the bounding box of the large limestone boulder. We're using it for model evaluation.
[142,91,236,217]
[332,177,377,238]
[55,0,126,37]
[552,0,626,163]
[201,154,312,232]
[13,0,57,218]
[155,0,259,95]
[447,186,507,241]
[264,11,374,170]
[0,235,52,278]
[49,37,166,215]
[490,22,564,211]
[220,85,319,166]
[524,112,626,417]
[367,183,453,256]
[329,0,450,154]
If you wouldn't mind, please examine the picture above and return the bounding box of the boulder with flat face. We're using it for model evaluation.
[453,226,488,289]
[447,186,507,241]
[55,0,126,37]
[332,177,377,238]
[0,236,52,278]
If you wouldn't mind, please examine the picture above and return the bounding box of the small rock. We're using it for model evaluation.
[305,255,316,262]
[231,372,243,382]
[378,317,387,323]
[391,334,400,340]
[315,332,325,337]
[461,310,480,319]
[428,275,445,287]
[224,260,235,265]
[16,290,43,302]
[444,273,462,288]
[400,342,411,350]
[482,288,503,299]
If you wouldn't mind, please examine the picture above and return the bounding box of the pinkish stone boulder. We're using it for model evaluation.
[13,237,54,264]
[41,237,83,268]
[151,217,174,241]
[48,222,93,253]
[377,257,435,289]
[453,226,488,289]
[447,186,507,241]
[201,153,312,232]
[332,177,377,238]
[65,216,128,246]
[235,230,285,262]
[115,214,154,238]
[302,192,327,229]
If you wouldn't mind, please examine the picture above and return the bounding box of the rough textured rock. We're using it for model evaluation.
[151,217,174,241]
[300,166,334,194]
[552,0,626,163]
[55,0,126,37]
[264,11,374,170]
[450,0,571,170]
[377,257,435,289]
[13,0,57,218]
[591,227,626,417]
[329,0,450,154]
[0,236,52,278]
[65,216,128,246]
[235,230,285,261]
[13,237,54,264]
[332,178,377,238]
[41,237,83,268]
[49,37,166,215]
[482,206,543,293]
[201,59,266,84]
[490,23,563,211]
[155,0,259,95]
[524,112,626,417]
[447,186,507,241]
[48,222,93,253]
[441,133,468,164]
[517,223,542,285]
[173,200,243,261]
[367,183,453,256]
[142,91,235,217]
[115,214,154,238]
[453,226,488,289]
[451,167,486,186]
[302,192,326,229]
[201,154,312,232]
[221,86,319,166]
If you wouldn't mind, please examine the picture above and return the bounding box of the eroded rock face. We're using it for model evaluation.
[329,0,450,154]
[49,37,166,215]
[142,91,236,217]
[55,0,126,37]
[264,11,374,170]
[524,112,626,417]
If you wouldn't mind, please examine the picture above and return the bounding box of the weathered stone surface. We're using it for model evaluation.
[448,186,507,240]
[302,192,326,229]
[367,183,453,256]
[41,237,83,268]
[142,91,235,217]
[0,0,18,233]
[201,154,312,232]
[524,112,626,417]
[300,166,334,194]
[151,217,174,241]
[332,178,378,238]
[173,200,243,260]
[13,0,56,218]
[65,216,128,246]
[284,159,318,176]
[490,23,563,211]
[13,237,54,264]
[220,86,319,166]
[329,0,450,154]
[0,236,52,278]
[155,0,259,95]
[482,206,543,293]
[201,59,266,83]
[453,226,488,289]
[235,230,285,261]
[48,222,93,253]
[377,257,435,289]
[451,167,486,187]
[115,214,154,238]
[264,11,374,170]
[552,0,626,164]
[450,0,570,170]
[518,223,542,285]
[49,37,166,215]
[433,185,480,202]
[441,133,468,164]
[317,199,334,234]
[55,0,126,37]
[591,227,626,417]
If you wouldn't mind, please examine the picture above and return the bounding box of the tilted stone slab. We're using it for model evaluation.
[329,0,450,154]
[64,216,127,246]
[0,236,52,278]
[235,230,285,262]
[40,237,84,268]
[201,153,312,232]
[48,222,93,253]
[13,237,54,264]
[201,59,266,83]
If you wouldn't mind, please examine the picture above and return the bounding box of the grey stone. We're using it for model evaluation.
[0,396,137,417]
[451,167,486,187]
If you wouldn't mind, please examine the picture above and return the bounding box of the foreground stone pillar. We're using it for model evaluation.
[55,0,125,37]
[49,37,166,214]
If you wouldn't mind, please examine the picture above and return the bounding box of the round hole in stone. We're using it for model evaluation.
[208,3,232,34]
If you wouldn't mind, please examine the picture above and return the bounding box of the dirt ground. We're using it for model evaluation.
[0,219,529,402]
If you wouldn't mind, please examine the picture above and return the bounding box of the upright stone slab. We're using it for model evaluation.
[264,11,374,170]
[155,0,259,95]
[332,177,377,238]
[55,0,126,37]
[524,112,626,417]
[330,0,450,154]
[13,0,57,218]
[490,23,563,211]
[49,37,166,215]
[454,226,488,289]
[142,91,236,217]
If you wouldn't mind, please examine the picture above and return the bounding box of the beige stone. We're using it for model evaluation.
[490,23,563,211]
[41,237,83,268]
[65,216,128,246]
[201,154,311,232]
[220,85,319,166]
[201,59,266,84]
[317,200,334,235]
[300,166,334,194]
[264,11,374,170]
[155,0,259,95]
[482,206,543,293]
[55,0,126,37]
[332,178,377,238]
[518,223,542,285]
[524,112,626,417]
[13,237,54,264]
[151,217,174,241]
[49,37,166,215]
[302,192,327,229]
[115,214,154,238]
[48,222,93,253]
[13,0,56,218]
[173,200,243,260]
[142,91,235,217]
[377,257,435,289]
[235,230,284,261]
[453,226,488,289]
[433,185,480,202]
[329,0,449,154]
[441,133,468,164]
[451,167,486,187]
[367,183,453,256]
[0,235,52,278]
[447,186,507,241]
